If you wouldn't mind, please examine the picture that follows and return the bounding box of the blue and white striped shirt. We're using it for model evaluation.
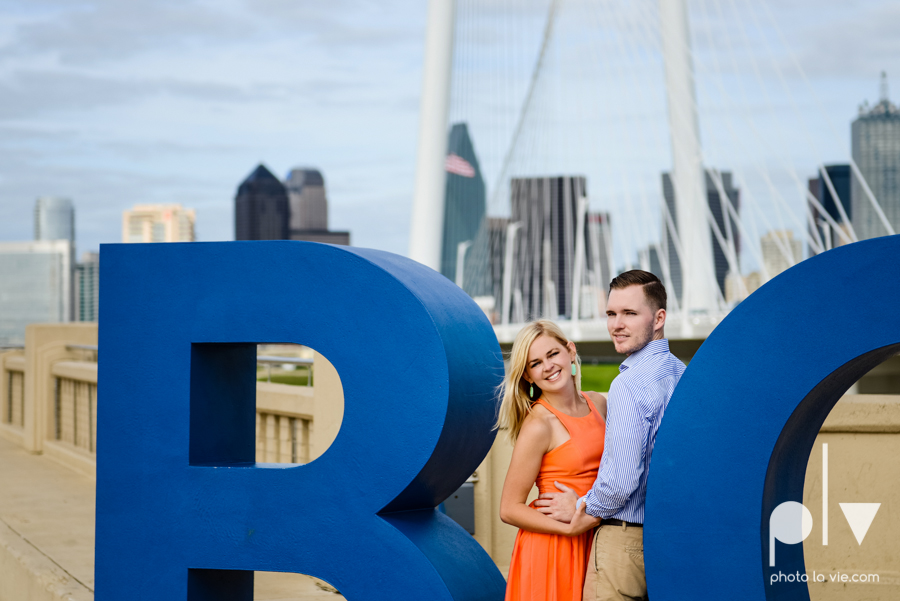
[582,339,685,523]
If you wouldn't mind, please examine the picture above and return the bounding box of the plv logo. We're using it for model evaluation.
[769,443,881,566]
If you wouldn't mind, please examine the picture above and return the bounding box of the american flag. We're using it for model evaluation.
[445,153,476,178]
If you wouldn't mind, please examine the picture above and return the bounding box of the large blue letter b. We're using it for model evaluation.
[95,241,506,600]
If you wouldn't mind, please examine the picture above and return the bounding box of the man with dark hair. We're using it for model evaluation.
[534,270,685,600]
[608,269,667,312]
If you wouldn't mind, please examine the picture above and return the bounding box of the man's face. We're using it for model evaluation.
[606,285,665,356]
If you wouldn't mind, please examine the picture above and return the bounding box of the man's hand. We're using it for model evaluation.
[533,481,579,523]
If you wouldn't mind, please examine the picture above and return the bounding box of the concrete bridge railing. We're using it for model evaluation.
[0,324,348,479]
[1,352,25,432]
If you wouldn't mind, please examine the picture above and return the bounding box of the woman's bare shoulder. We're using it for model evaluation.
[583,391,608,420]
[516,404,555,450]
[583,391,607,402]
[522,402,555,430]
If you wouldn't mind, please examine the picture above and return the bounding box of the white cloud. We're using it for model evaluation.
[0,0,427,256]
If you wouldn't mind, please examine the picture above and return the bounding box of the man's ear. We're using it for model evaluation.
[655,308,667,331]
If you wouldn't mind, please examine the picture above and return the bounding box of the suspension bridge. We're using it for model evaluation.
[406,0,899,343]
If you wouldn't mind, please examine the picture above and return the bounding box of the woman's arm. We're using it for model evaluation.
[499,414,580,536]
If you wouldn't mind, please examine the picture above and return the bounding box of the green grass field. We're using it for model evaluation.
[579,363,621,393]
[257,372,310,386]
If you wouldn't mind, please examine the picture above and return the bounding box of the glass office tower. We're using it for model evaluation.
[0,241,72,345]
[851,90,900,240]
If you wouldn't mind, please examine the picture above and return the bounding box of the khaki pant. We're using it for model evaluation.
[583,522,648,601]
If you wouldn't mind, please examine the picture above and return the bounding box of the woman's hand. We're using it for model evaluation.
[565,499,602,536]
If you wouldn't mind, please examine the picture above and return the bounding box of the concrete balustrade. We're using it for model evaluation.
[52,361,98,454]
[1,322,898,600]
[256,382,313,464]
[1,352,25,433]
[0,324,343,476]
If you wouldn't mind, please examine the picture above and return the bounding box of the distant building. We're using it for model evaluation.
[761,230,802,279]
[808,164,852,255]
[585,212,613,314]
[34,197,75,243]
[484,217,510,323]
[725,271,762,305]
[74,252,99,322]
[34,196,75,318]
[123,204,196,243]
[638,245,663,284]
[287,169,328,231]
[498,176,607,321]
[852,74,900,240]
[285,168,349,246]
[441,123,486,288]
[235,164,290,241]
[661,169,740,304]
[0,241,72,345]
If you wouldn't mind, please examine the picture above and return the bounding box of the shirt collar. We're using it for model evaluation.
[619,338,670,373]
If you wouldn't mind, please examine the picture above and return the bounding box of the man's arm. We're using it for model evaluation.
[582,379,650,518]
[535,379,651,522]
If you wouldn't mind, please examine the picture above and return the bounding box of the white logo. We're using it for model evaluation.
[768,443,880,567]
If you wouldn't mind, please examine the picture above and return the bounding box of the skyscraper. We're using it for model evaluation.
[440,123,486,287]
[807,164,851,255]
[761,230,802,279]
[285,168,350,245]
[499,176,607,321]
[851,74,900,240]
[583,212,613,317]
[287,169,328,231]
[661,170,740,304]
[0,241,72,345]
[235,164,290,241]
[638,245,663,283]
[74,252,100,322]
[484,216,510,323]
[122,204,196,243]
[34,196,75,320]
[34,197,74,243]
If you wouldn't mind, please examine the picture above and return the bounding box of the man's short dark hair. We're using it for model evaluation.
[609,270,667,312]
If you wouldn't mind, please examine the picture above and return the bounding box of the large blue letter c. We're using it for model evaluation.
[645,235,900,601]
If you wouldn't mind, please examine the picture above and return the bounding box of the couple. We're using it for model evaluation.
[498,270,686,601]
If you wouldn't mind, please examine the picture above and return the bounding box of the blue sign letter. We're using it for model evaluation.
[96,241,506,600]
[645,235,900,601]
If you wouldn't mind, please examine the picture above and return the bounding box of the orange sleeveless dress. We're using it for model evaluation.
[505,392,606,601]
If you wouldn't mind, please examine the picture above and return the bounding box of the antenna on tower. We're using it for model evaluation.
[880,71,889,103]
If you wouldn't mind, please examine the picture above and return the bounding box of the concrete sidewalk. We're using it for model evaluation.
[0,436,343,600]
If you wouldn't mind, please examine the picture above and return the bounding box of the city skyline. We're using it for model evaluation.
[1,1,900,269]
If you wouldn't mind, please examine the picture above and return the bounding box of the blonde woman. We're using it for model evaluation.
[498,320,607,601]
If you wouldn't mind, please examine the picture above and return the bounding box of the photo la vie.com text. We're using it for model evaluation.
[769,570,879,586]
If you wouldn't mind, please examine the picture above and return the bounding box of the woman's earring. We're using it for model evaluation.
[529,383,534,398]
[571,364,577,376]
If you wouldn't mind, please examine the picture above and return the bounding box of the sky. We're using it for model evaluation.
[1,0,899,269]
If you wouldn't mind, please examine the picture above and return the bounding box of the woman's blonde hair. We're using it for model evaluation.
[496,320,581,442]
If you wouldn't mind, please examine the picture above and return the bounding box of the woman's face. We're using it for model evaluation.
[523,334,576,396]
